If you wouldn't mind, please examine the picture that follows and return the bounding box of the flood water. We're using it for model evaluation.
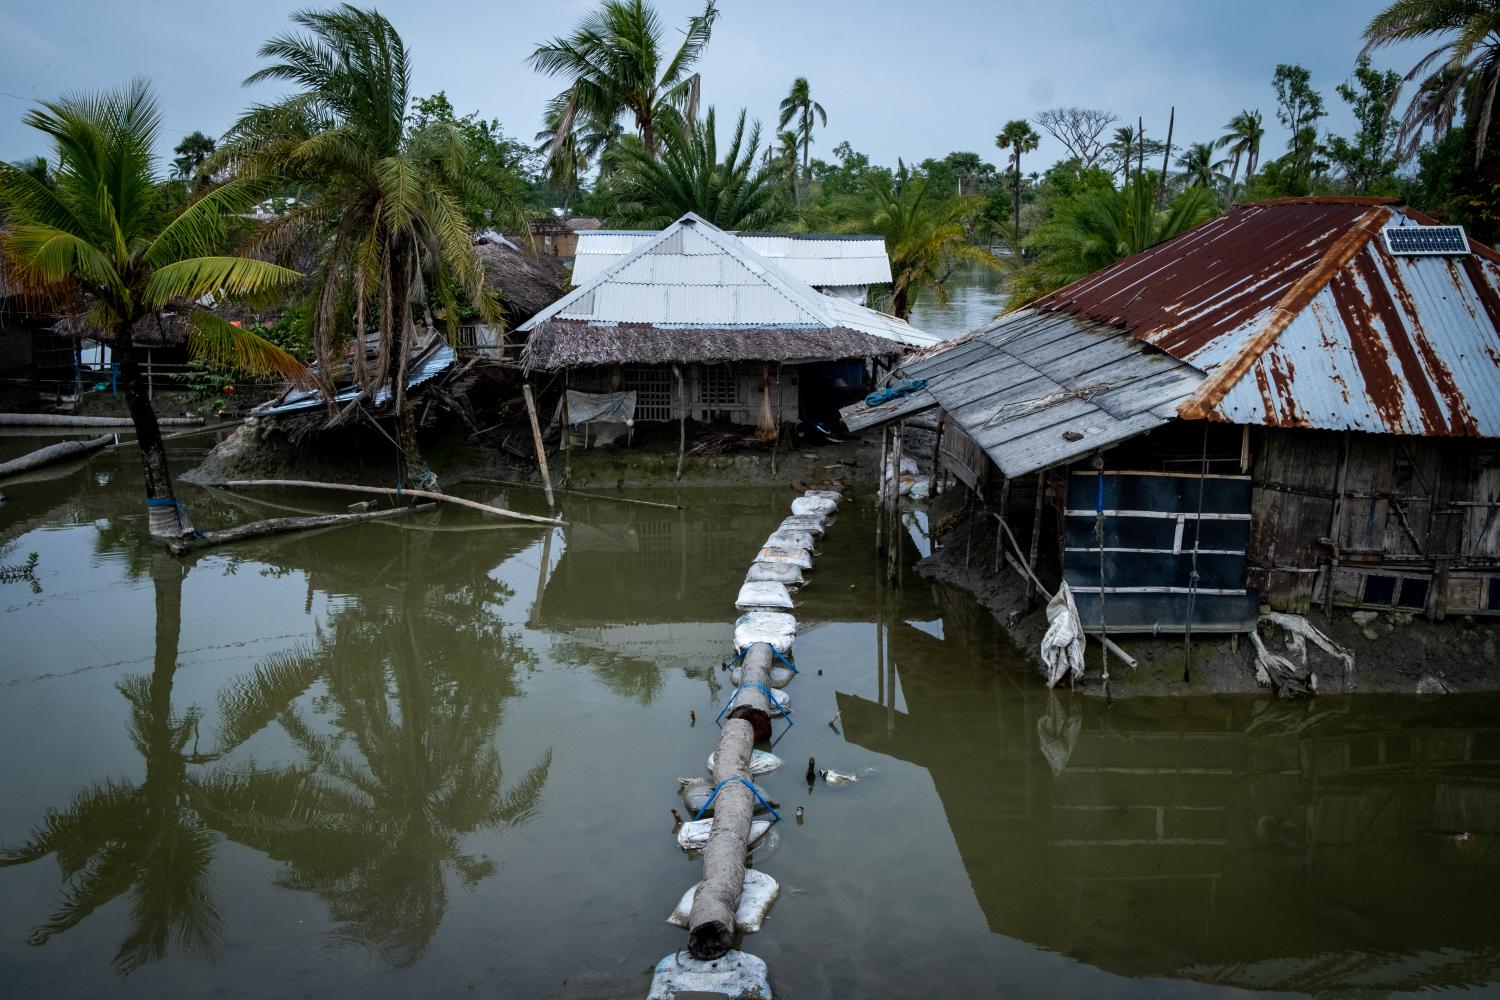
[3,434,1500,999]
[907,260,1010,340]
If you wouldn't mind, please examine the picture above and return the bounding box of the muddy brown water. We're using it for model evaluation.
[2,434,1499,999]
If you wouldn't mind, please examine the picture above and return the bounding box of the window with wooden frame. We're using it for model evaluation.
[699,365,739,409]
[625,366,673,421]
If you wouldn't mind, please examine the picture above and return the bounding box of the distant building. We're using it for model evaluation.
[572,230,892,302]
[518,212,933,433]
[849,197,1500,629]
[529,216,603,259]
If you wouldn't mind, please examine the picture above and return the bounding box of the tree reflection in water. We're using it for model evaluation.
[1,530,549,974]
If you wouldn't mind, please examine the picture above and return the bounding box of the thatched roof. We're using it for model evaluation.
[523,319,897,370]
[475,242,566,325]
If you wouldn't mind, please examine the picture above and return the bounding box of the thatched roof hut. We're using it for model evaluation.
[474,240,566,326]
[523,319,895,369]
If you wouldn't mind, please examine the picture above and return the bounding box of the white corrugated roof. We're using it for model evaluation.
[571,230,893,288]
[520,214,936,348]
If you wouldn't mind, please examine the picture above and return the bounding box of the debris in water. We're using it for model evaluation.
[689,709,696,726]
[795,806,804,824]
[346,499,379,511]
[820,769,858,785]
[671,808,683,829]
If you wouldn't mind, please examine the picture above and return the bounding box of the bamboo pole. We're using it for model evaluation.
[560,376,571,485]
[521,384,555,508]
[673,364,686,481]
[219,479,564,526]
[462,476,683,510]
[1026,471,1045,608]
[931,411,945,497]
[0,434,113,479]
[167,503,435,556]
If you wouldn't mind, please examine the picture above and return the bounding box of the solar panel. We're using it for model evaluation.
[1382,224,1470,256]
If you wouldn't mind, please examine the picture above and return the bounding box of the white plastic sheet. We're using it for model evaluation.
[734,612,796,653]
[736,581,793,610]
[1041,582,1087,688]
[791,496,837,517]
[667,869,780,933]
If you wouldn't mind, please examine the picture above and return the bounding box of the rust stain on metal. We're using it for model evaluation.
[1328,265,1410,432]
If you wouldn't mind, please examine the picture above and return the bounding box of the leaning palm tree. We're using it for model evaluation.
[777,77,827,203]
[996,119,1041,239]
[865,161,1007,320]
[612,107,784,229]
[1364,0,1500,164]
[221,5,509,488]
[1008,173,1218,307]
[0,81,305,540]
[530,0,719,159]
[1215,109,1264,205]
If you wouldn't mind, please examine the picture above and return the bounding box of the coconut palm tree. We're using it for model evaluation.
[1363,0,1500,164]
[530,0,719,160]
[1112,125,1138,185]
[865,161,1007,320]
[1175,141,1221,191]
[777,77,827,203]
[0,81,305,540]
[1008,173,1218,307]
[945,151,985,197]
[612,107,784,229]
[996,119,1041,238]
[171,131,216,180]
[221,5,512,489]
[1215,109,1264,205]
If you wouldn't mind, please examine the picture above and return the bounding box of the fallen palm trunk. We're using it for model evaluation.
[168,503,436,555]
[0,413,204,427]
[218,479,564,526]
[0,434,113,479]
[688,642,775,960]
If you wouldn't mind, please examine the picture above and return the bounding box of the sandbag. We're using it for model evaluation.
[736,581,793,610]
[791,496,837,517]
[780,515,827,535]
[668,869,780,933]
[706,748,783,776]
[648,950,771,1000]
[745,561,805,588]
[765,528,815,550]
[802,489,842,502]
[734,612,796,653]
[756,545,812,570]
[676,817,773,851]
[680,777,776,817]
[731,662,796,688]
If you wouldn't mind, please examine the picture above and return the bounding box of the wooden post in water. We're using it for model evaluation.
[931,411,945,497]
[673,364,686,482]
[875,424,889,554]
[521,384,555,508]
[560,377,571,485]
[887,425,904,584]
[1026,471,1045,608]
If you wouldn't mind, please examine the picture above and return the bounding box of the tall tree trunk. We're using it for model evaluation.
[1227,151,1241,207]
[1011,151,1022,239]
[642,116,656,159]
[390,243,434,490]
[116,323,194,540]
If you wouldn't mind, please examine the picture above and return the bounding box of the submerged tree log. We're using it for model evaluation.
[0,434,113,479]
[167,503,435,555]
[218,479,564,526]
[0,413,204,427]
[688,642,775,959]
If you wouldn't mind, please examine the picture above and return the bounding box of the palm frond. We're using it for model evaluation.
[187,309,312,383]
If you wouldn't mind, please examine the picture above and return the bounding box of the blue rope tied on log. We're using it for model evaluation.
[715,683,791,724]
[769,645,798,675]
[692,776,781,822]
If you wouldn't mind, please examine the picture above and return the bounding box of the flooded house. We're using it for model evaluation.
[517,212,934,438]
[846,197,1500,632]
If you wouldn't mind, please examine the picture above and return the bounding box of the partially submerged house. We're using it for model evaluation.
[572,230,893,302]
[847,197,1500,630]
[518,212,934,433]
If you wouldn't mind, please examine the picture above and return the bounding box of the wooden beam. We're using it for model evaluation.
[521,383,555,508]
[219,479,564,526]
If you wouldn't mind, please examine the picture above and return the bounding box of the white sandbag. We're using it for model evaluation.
[908,476,931,500]
[756,545,813,570]
[680,777,776,816]
[707,748,783,776]
[736,581,793,610]
[1041,582,1086,688]
[667,869,780,933]
[732,662,796,688]
[676,817,774,851]
[780,515,827,535]
[791,495,837,517]
[803,489,842,502]
[734,612,796,653]
[745,561,805,588]
[766,528,815,550]
[648,949,771,1000]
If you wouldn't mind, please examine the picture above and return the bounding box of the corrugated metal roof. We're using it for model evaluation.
[1035,199,1500,438]
[571,230,892,287]
[846,310,1203,477]
[522,213,936,349]
[258,343,456,416]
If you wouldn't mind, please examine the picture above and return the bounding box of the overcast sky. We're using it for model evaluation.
[0,0,1426,176]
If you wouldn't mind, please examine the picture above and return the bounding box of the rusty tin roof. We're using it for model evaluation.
[1034,198,1500,438]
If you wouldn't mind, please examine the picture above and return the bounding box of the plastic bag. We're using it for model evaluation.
[1040,582,1086,688]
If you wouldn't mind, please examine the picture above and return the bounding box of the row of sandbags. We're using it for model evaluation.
[733,491,840,612]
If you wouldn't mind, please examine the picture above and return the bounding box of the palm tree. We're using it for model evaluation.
[996,119,1041,238]
[1175,141,1221,190]
[777,77,827,203]
[945,151,984,196]
[865,161,1007,320]
[0,81,305,540]
[613,107,783,229]
[1112,125,1138,185]
[171,131,216,180]
[1008,173,1218,307]
[530,0,719,160]
[1364,0,1500,164]
[1215,109,1264,205]
[222,5,510,489]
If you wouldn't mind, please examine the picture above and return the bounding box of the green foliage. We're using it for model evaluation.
[172,131,216,181]
[1326,57,1403,194]
[609,107,785,229]
[1215,109,1265,203]
[777,77,827,202]
[409,91,542,224]
[1009,173,1218,307]
[1272,64,1327,191]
